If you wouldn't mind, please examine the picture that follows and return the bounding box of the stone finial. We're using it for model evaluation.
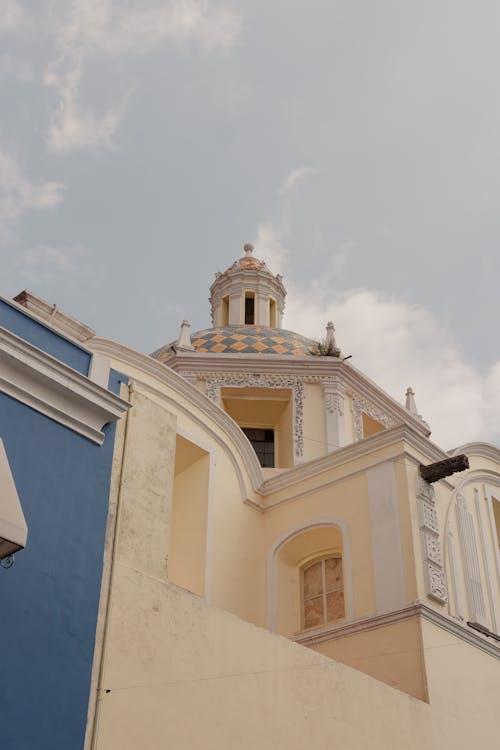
[405,387,418,416]
[325,321,337,349]
[176,320,195,351]
[243,243,254,256]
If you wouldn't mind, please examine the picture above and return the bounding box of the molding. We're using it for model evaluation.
[1,292,94,348]
[164,354,431,438]
[12,290,95,342]
[205,373,304,462]
[350,388,398,440]
[448,442,500,463]
[294,600,500,659]
[267,517,354,632]
[88,339,450,508]
[456,493,486,624]
[88,338,265,491]
[258,424,448,497]
[0,327,129,444]
[416,476,448,603]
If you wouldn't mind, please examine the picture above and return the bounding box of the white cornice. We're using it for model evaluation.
[87,338,264,490]
[294,601,500,660]
[88,339,450,507]
[448,442,500,462]
[0,327,129,444]
[258,424,448,497]
[165,353,430,438]
[1,292,94,349]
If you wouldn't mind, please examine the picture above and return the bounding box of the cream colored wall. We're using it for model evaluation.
[310,616,428,701]
[302,383,326,461]
[91,380,500,748]
[421,619,500,745]
[168,437,210,597]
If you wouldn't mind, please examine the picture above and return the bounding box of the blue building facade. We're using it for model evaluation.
[0,295,128,749]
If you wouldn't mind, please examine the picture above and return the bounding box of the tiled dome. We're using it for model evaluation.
[154,326,317,360]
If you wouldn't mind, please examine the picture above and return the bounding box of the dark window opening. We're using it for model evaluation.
[245,296,255,324]
[242,428,275,467]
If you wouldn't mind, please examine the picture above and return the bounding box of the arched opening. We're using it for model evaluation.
[270,523,348,636]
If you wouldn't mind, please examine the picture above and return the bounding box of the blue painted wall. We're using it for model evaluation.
[0,298,91,375]
[0,309,124,749]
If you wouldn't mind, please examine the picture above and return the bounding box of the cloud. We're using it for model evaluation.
[0,1,24,32]
[16,244,88,283]
[0,147,64,242]
[278,166,317,196]
[46,0,242,152]
[253,223,289,275]
[283,283,498,450]
[47,63,129,153]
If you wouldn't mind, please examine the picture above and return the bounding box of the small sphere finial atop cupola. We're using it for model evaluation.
[209,243,287,327]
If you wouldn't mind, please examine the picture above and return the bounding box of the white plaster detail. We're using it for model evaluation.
[475,488,499,633]
[456,492,487,624]
[349,389,397,440]
[425,562,448,603]
[417,475,448,603]
[11,290,95,342]
[267,517,354,632]
[0,326,129,444]
[423,532,442,566]
[419,501,439,534]
[367,462,407,613]
[447,530,464,620]
[176,320,195,351]
[321,376,345,452]
[205,373,304,462]
[88,353,111,389]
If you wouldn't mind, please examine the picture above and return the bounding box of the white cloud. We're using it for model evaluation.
[283,283,498,450]
[0,1,24,32]
[16,244,88,283]
[278,166,317,196]
[46,0,241,152]
[47,63,129,153]
[253,223,289,275]
[0,147,64,241]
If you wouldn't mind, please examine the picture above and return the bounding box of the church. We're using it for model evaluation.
[1,245,500,749]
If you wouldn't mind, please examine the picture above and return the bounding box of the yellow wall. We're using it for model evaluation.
[310,616,428,701]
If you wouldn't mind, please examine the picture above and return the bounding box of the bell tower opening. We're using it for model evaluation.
[221,295,230,326]
[245,293,255,324]
[269,298,277,328]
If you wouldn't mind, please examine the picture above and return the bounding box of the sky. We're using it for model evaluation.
[1,0,500,449]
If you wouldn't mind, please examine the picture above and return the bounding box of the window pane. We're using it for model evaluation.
[325,557,343,592]
[303,560,323,599]
[304,596,324,628]
[326,590,345,622]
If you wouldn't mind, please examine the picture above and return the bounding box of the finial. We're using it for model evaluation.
[243,243,254,256]
[325,321,337,349]
[176,319,195,351]
[405,387,418,416]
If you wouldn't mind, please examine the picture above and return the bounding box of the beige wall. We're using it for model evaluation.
[86,347,500,749]
[310,616,428,701]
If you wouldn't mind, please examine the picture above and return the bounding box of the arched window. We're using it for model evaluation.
[302,555,344,629]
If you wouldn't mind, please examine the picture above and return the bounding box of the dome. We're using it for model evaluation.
[154,325,317,361]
